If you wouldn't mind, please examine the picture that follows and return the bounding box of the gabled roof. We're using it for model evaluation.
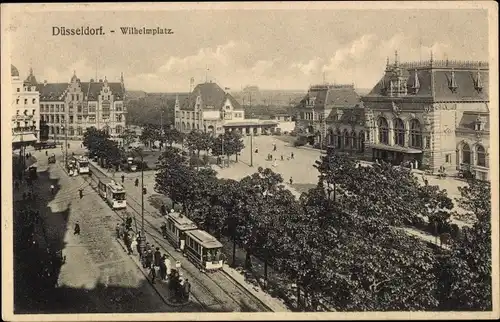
[458,112,489,131]
[36,81,125,102]
[180,82,241,111]
[295,84,361,110]
[364,61,489,102]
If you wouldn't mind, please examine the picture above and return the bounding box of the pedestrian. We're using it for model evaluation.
[125,237,133,255]
[50,184,55,195]
[273,144,277,152]
[45,150,48,156]
[135,178,139,187]
[74,221,80,235]
[160,254,168,280]
[125,215,132,230]
[115,223,121,239]
[131,237,138,255]
[183,279,191,301]
[281,155,284,161]
[121,174,125,184]
[149,263,157,284]
[160,204,166,216]
[291,152,294,159]
[289,177,293,185]
[78,188,83,199]
[145,249,153,268]
[154,247,161,267]
[255,148,259,154]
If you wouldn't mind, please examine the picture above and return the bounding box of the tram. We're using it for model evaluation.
[76,156,90,174]
[97,177,127,209]
[161,211,197,251]
[184,229,224,271]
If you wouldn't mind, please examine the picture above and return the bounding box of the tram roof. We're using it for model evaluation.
[167,212,197,230]
[185,229,223,249]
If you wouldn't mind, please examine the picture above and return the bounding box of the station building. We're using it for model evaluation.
[32,71,127,143]
[174,81,278,136]
[293,83,363,149]
[362,53,490,180]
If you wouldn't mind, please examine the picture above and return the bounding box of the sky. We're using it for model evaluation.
[5,3,490,92]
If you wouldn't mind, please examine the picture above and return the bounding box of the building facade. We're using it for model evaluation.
[294,84,362,148]
[35,71,127,143]
[175,81,278,136]
[362,53,490,180]
[11,65,40,148]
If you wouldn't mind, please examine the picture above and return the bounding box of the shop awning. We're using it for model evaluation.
[368,143,422,154]
[12,133,37,145]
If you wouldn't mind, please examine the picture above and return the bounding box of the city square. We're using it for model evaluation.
[4,3,496,320]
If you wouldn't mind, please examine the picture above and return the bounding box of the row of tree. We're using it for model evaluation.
[140,124,245,166]
[154,146,492,311]
[82,127,123,167]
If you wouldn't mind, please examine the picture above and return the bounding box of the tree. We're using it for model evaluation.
[140,123,161,148]
[119,128,138,148]
[185,130,213,169]
[163,127,184,147]
[438,180,492,310]
[211,131,245,162]
[82,127,110,156]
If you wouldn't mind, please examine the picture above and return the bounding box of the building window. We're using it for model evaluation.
[17,88,20,92]
[77,104,82,113]
[116,125,123,134]
[102,101,111,118]
[89,104,96,113]
[32,109,35,115]
[409,119,422,148]
[378,117,389,144]
[77,127,82,136]
[343,129,350,149]
[32,98,36,104]
[61,105,65,112]
[462,143,471,165]
[445,154,452,163]
[77,116,82,123]
[71,94,74,101]
[16,99,19,104]
[476,145,486,167]
[69,116,74,124]
[116,114,123,122]
[351,131,357,150]
[425,136,430,149]
[24,99,28,104]
[393,118,405,146]
[89,116,96,123]
[56,115,60,123]
[50,104,54,112]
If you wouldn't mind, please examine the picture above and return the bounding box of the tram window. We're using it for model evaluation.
[114,192,125,200]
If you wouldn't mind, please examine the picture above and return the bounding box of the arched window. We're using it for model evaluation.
[351,131,357,151]
[359,131,365,152]
[343,129,349,149]
[394,118,405,146]
[336,129,342,148]
[378,117,389,144]
[476,145,486,167]
[462,143,471,165]
[328,129,334,146]
[409,119,422,148]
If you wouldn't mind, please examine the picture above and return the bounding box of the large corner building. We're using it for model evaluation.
[25,70,127,143]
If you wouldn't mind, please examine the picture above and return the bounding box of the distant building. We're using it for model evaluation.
[175,81,277,136]
[270,113,295,133]
[36,71,127,143]
[362,52,490,180]
[11,65,40,149]
[294,83,362,147]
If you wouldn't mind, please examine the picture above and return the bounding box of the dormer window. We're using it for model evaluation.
[474,70,483,93]
[474,117,484,131]
[449,70,458,93]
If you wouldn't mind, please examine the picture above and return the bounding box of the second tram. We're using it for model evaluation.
[161,211,197,251]
[97,177,127,209]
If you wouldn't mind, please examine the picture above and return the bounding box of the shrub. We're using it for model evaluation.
[293,137,307,147]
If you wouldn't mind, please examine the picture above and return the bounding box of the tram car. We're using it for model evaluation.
[76,156,90,174]
[161,211,197,251]
[97,177,127,209]
[184,229,224,271]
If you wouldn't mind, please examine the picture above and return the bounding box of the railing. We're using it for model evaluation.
[397,60,488,69]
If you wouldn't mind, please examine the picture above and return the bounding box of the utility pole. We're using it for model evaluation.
[250,131,253,167]
[138,149,146,255]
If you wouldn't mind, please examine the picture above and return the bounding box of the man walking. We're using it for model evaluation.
[78,188,83,199]
[135,178,139,187]
[289,177,293,185]
[74,221,81,235]
[149,263,157,284]
[121,174,125,184]
[115,223,122,239]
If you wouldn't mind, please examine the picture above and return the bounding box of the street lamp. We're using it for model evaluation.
[134,148,146,255]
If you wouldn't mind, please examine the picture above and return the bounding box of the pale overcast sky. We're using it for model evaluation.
[5,4,490,92]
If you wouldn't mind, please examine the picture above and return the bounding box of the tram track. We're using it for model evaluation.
[85,163,273,312]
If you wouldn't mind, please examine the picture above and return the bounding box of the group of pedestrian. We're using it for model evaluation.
[116,215,136,255]
[141,242,172,285]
